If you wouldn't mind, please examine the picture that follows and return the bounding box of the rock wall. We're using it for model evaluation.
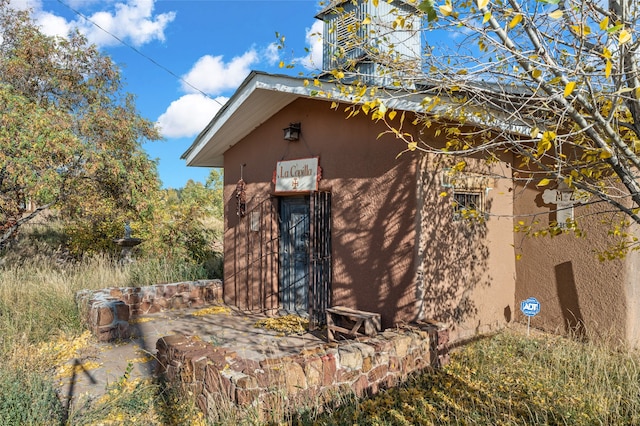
[156,321,449,420]
[76,280,223,341]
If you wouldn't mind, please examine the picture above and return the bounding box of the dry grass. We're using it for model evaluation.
[0,255,127,361]
[2,240,640,424]
[0,253,208,425]
[301,328,640,425]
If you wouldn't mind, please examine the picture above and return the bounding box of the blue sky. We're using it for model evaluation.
[10,0,325,188]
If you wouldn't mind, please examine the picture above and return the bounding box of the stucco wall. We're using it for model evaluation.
[514,182,633,344]
[222,97,419,327]
[219,96,521,342]
[415,152,517,342]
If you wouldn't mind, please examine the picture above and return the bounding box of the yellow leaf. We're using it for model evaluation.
[570,24,591,37]
[477,0,489,9]
[564,81,576,97]
[408,141,417,151]
[439,191,448,197]
[532,69,542,79]
[439,3,453,16]
[483,12,491,24]
[530,126,539,138]
[509,14,522,29]
[549,9,563,19]
[600,17,609,30]
[603,47,612,59]
[453,160,467,171]
[619,29,632,45]
[537,178,552,187]
[515,254,523,260]
[605,60,612,78]
[278,61,284,68]
[600,150,613,159]
[373,0,379,6]
[388,110,397,120]
[537,139,551,156]
[536,130,555,156]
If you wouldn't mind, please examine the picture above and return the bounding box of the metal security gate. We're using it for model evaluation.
[309,191,332,328]
[229,192,331,329]
[278,192,332,328]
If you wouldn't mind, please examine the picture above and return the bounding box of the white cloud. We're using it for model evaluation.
[264,42,280,66]
[180,50,258,95]
[156,94,228,139]
[78,1,176,47]
[162,23,322,138]
[300,20,323,71]
[12,0,176,47]
[7,0,39,11]
[156,49,261,138]
[34,11,73,38]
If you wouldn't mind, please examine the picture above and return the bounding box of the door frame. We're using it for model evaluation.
[277,192,332,328]
[279,196,311,316]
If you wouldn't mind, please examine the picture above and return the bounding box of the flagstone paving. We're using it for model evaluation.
[56,306,326,407]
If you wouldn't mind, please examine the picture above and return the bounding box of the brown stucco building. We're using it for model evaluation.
[182,0,640,346]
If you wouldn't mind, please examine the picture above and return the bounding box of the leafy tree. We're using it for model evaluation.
[138,170,224,277]
[0,1,161,250]
[317,0,640,257]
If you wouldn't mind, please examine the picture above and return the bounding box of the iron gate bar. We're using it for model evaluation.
[228,193,331,325]
[309,191,332,329]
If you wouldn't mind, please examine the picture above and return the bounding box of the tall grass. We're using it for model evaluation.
[67,366,206,426]
[0,255,126,357]
[0,253,210,425]
[2,230,640,424]
[302,330,640,425]
[128,257,207,286]
[0,254,208,356]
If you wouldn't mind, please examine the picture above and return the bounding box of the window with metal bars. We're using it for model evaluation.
[452,191,483,221]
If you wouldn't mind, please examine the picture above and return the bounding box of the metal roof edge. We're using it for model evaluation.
[182,70,534,169]
[181,70,261,162]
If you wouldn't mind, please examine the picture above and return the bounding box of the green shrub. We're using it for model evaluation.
[68,366,206,426]
[0,367,64,426]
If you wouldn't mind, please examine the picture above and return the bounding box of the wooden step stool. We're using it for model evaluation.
[326,306,381,342]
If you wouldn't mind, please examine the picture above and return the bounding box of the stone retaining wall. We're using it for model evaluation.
[156,321,449,420]
[76,279,223,341]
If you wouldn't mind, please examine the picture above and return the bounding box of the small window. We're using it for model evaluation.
[452,191,483,221]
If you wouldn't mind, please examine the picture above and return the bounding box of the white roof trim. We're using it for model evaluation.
[182,70,532,168]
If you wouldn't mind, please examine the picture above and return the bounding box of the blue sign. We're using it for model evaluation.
[520,297,541,317]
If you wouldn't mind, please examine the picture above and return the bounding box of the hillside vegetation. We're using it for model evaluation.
[1,234,640,424]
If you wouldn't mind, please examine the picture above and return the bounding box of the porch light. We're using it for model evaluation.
[283,123,301,141]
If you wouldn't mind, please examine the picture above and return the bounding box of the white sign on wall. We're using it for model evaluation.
[274,157,320,193]
[542,185,590,227]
